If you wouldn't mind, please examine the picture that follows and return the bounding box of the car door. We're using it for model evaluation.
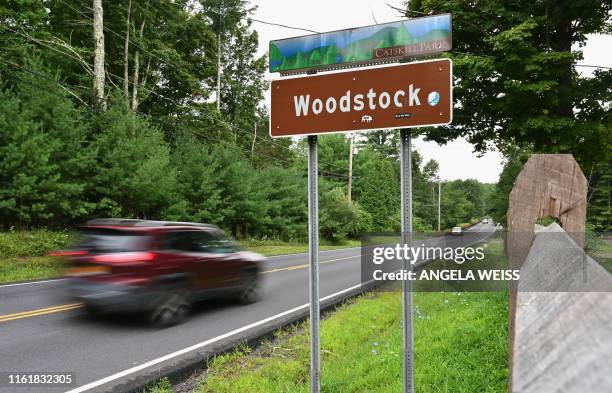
[154,230,201,289]
[192,230,243,290]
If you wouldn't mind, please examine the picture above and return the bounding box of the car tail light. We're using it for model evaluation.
[92,252,156,263]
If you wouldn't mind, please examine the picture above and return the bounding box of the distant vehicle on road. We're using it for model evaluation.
[451,226,463,235]
[56,219,265,326]
[482,218,489,224]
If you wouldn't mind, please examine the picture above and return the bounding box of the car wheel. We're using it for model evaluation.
[149,291,190,327]
[237,269,261,304]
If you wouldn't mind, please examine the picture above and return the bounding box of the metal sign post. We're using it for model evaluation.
[307,135,321,393]
[400,129,414,393]
[269,17,452,392]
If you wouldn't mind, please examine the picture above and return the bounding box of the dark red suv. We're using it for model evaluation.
[61,219,265,326]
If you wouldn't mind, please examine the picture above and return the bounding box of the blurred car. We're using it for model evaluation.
[55,219,265,326]
[482,218,489,224]
[451,226,463,235]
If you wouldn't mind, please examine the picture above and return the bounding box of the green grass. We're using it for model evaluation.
[590,236,612,273]
[0,229,74,258]
[0,229,74,283]
[141,378,172,393]
[199,290,508,393]
[0,256,68,283]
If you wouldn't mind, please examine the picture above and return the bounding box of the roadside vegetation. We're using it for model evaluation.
[140,228,509,393]
[0,229,360,283]
[190,290,507,393]
[144,290,508,393]
[588,233,612,274]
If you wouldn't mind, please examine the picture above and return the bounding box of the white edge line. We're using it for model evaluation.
[64,283,363,393]
[0,278,66,288]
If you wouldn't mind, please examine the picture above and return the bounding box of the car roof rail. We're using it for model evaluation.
[86,218,218,229]
[157,221,219,229]
[86,218,146,226]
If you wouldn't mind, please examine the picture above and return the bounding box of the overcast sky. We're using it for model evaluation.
[249,0,612,183]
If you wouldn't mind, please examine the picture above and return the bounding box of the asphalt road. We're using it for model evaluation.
[0,222,496,393]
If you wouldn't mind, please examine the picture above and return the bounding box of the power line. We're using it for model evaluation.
[0,55,355,180]
[15,3,352,174]
[56,0,189,78]
[2,25,308,167]
[156,0,321,34]
[248,18,320,34]
[576,64,612,70]
[1,69,80,101]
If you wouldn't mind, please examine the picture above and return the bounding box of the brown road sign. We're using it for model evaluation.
[270,58,452,137]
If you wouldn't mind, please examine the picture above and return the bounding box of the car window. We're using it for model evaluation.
[196,231,235,254]
[163,230,235,254]
[76,228,151,254]
[163,231,200,252]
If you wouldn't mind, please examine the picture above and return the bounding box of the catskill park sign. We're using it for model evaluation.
[269,58,452,137]
[269,14,451,74]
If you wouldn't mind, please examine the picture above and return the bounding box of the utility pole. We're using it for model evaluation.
[216,2,222,111]
[438,181,441,232]
[348,133,354,201]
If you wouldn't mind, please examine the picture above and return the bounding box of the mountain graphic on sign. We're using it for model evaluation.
[269,15,451,72]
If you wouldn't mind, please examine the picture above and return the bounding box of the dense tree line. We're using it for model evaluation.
[0,59,489,238]
[1,1,505,240]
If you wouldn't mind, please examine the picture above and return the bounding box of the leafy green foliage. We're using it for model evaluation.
[408,0,611,229]
[320,188,372,243]
[355,154,400,232]
[200,290,507,393]
[0,59,94,227]
[439,180,479,230]
[487,151,530,225]
[587,162,612,231]
[89,99,177,219]
[0,229,73,258]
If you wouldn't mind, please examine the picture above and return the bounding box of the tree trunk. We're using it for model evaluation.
[251,122,257,157]
[123,0,131,101]
[216,30,222,111]
[131,15,146,111]
[93,0,106,111]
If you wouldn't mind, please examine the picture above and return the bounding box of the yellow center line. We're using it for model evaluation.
[0,254,362,323]
[0,303,83,323]
[260,254,360,274]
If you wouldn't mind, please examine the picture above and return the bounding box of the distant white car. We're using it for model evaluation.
[451,226,463,235]
[482,218,489,224]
